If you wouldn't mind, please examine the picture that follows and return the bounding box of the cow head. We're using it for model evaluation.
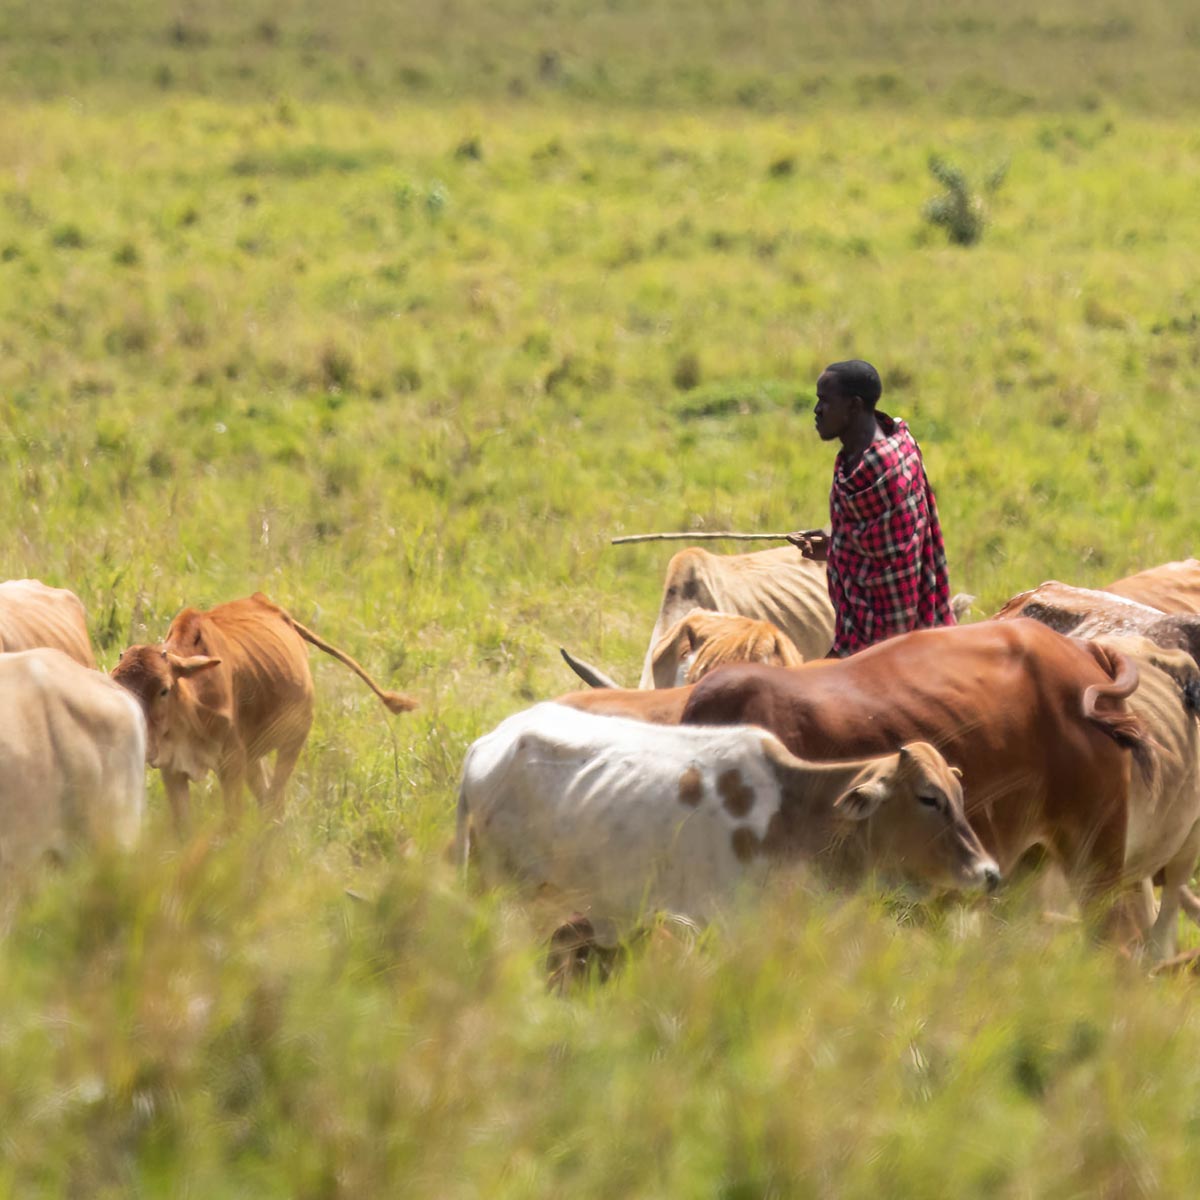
[833,742,1000,894]
[111,645,222,767]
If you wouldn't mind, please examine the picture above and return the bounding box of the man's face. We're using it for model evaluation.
[813,372,858,441]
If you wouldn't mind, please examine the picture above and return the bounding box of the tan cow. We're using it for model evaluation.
[1105,559,1200,613]
[635,547,833,686]
[111,593,417,828]
[647,609,807,688]
[0,648,145,878]
[1085,635,1200,959]
[992,581,1200,663]
[0,579,96,668]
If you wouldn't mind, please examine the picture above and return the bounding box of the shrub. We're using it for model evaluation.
[922,155,1006,246]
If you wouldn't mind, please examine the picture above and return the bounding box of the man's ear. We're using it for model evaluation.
[833,778,887,822]
[165,652,222,677]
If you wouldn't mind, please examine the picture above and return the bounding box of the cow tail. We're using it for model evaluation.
[285,612,419,714]
[1079,642,1156,780]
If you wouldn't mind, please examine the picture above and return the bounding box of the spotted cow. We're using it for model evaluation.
[455,702,998,948]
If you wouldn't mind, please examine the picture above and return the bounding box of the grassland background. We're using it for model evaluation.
[2,2,1200,1195]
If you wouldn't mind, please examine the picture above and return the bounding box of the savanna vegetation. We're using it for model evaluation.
[2,1,1200,1194]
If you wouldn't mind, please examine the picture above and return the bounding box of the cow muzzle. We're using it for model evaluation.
[974,860,1002,894]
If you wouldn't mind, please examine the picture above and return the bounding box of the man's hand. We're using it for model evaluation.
[786,530,830,562]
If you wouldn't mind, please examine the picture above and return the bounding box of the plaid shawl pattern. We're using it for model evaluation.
[827,414,954,656]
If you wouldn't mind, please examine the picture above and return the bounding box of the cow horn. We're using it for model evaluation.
[559,648,622,690]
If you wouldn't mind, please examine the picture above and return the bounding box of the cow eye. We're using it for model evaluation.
[918,794,941,809]
[159,686,170,697]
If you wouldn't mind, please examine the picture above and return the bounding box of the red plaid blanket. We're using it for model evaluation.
[826,414,954,656]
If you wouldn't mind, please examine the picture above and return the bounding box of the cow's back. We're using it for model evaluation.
[682,620,1138,873]
[461,704,782,929]
[1091,635,1200,878]
[0,579,96,668]
[165,594,313,749]
[640,547,832,686]
[0,649,145,870]
[1106,559,1200,614]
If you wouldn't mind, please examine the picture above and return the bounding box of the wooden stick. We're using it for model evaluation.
[611,531,794,545]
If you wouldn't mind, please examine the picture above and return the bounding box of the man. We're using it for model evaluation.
[788,359,954,656]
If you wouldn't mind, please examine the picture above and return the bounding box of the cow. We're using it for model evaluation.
[111,593,418,828]
[560,546,832,690]
[562,609,807,692]
[1105,558,1200,614]
[0,579,96,668]
[647,608,807,687]
[679,618,1152,939]
[1085,635,1200,960]
[555,685,694,725]
[0,648,145,878]
[456,702,998,951]
[992,582,1200,664]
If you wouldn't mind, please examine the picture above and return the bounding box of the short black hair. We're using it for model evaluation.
[822,360,882,408]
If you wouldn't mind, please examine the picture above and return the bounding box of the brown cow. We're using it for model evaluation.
[992,582,1200,663]
[555,685,694,725]
[1105,558,1200,613]
[111,593,417,828]
[0,579,96,668]
[680,618,1151,935]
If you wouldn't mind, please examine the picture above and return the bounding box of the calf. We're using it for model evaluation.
[112,593,417,827]
[456,702,998,945]
[0,649,144,876]
[0,578,96,668]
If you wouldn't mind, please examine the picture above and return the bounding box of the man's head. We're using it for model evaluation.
[813,359,882,442]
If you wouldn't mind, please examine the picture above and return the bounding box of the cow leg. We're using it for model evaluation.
[161,769,192,835]
[217,745,248,825]
[264,736,306,818]
[1052,801,1128,943]
[1147,823,1200,962]
[246,758,271,808]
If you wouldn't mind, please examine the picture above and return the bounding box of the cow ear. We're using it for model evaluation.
[165,652,222,677]
[833,778,887,822]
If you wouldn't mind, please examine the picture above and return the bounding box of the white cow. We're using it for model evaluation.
[0,578,96,668]
[0,649,145,875]
[456,702,998,944]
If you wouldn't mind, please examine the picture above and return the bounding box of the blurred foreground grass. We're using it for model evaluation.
[3,0,1200,1194]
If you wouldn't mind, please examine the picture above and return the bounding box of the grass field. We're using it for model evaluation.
[3,2,1200,1195]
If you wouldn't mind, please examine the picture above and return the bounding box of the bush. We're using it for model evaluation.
[922,155,1006,246]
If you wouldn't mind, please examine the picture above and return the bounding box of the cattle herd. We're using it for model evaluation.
[4,549,1200,977]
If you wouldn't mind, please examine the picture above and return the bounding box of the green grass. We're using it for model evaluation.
[3,1,1200,1194]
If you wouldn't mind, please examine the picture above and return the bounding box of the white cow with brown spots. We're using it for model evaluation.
[455,702,998,946]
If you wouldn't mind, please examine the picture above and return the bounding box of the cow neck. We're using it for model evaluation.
[765,747,893,859]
